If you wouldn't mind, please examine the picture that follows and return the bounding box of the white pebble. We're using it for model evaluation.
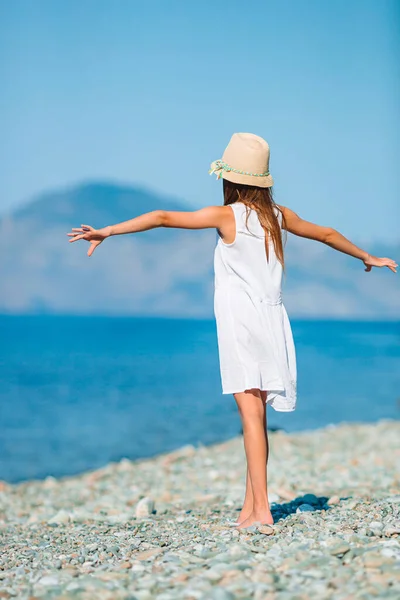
[47,509,71,525]
[369,521,383,530]
[327,495,340,505]
[38,575,59,586]
[135,497,155,518]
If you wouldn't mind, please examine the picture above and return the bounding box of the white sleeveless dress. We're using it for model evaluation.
[213,201,297,411]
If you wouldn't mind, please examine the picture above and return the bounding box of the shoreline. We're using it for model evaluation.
[1,420,399,599]
[3,417,399,487]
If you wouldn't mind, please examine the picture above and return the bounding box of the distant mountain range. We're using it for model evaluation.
[0,182,398,318]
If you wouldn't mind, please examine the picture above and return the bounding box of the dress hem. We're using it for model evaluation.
[221,388,296,412]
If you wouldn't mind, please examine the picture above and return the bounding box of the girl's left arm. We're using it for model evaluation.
[67,207,229,257]
[278,204,398,273]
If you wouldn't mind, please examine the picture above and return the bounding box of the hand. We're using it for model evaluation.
[67,224,111,257]
[363,254,398,273]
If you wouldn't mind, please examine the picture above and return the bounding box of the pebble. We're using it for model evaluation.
[47,509,71,525]
[296,503,315,513]
[369,521,384,530]
[135,496,155,517]
[1,420,399,599]
[384,523,400,536]
[37,575,60,586]
[363,552,393,569]
[203,589,236,600]
[327,495,340,505]
[258,525,274,535]
[329,542,351,556]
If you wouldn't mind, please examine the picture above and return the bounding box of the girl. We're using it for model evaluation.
[68,132,397,530]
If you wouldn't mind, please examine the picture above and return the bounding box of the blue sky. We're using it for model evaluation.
[1,0,399,243]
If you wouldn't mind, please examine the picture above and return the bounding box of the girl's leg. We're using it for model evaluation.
[237,391,268,522]
[237,466,253,524]
[234,388,273,528]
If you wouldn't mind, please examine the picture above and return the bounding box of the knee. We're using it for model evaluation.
[240,405,264,422]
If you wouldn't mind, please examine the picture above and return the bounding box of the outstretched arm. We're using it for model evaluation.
[67,206,232,257]
[277,205,398,273]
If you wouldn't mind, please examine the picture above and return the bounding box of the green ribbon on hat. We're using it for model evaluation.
[209,159,270,180]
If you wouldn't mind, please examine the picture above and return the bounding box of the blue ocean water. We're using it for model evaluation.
[0,316,399,483]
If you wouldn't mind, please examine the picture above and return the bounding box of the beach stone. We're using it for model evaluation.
[329,542,351,556]
[368,521,384,536]
[240,525,259,533]
[204,568,223,582]
[369,521,384,530]
[209,562,233,573]
[47,510,71,525]
[211,552,232,563]
[258,525,274,535]
[63,566,79,577]
[201,589,236,600]
[135,497,155,518]
[134,592,153,600]
[131,562,146,573]
[43,475,58,488]
[227,544,247,558]
[136,548,163,561]
[195,546,214,558]
[86,543,98,552]
[363,552,390,568]
[327,495,340,506]
[367,572,392,586]
[279,556,298,571]
[231,559,252,571]
[37,575,60,586]
[296,504,314,513]
[383,523,400,536]
[387,495,400,504]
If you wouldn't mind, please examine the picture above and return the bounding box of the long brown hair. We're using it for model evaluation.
[223,179,287,270]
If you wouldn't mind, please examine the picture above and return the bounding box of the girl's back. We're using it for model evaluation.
[213,200,296,412]
[214,201,284,306]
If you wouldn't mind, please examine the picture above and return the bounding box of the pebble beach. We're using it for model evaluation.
[1,420,400,600]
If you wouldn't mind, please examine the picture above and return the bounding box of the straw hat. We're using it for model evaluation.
[209,132,274,188]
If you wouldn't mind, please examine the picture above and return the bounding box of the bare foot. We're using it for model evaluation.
[236,509,274,529]
[237,504,253,523]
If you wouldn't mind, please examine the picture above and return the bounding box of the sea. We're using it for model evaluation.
[0,315,399,483]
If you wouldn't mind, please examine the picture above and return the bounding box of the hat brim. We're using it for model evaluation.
[219,169,274,188]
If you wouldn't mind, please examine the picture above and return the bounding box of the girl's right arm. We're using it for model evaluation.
[67,206,234,257]
[278,205,398,273]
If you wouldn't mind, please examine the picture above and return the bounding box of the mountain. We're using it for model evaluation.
[0,182,398,318]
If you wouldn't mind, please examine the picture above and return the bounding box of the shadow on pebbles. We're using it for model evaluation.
[1,420,399,599]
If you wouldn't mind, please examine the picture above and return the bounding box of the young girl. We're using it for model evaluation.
[68,132,397,530]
